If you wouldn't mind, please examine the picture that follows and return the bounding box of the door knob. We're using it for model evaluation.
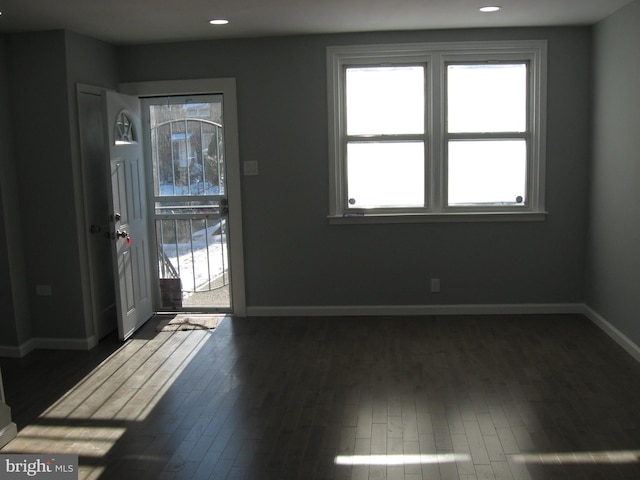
[113,229,131,245]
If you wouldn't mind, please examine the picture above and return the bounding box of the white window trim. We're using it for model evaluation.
[327,40,548,223]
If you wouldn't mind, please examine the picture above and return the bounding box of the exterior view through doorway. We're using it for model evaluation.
[144,95,232,311]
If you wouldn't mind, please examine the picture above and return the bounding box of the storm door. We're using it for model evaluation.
[144,95,232,311]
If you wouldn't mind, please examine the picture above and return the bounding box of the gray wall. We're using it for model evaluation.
[119,27,592,308]
[0,37,20,347]
[6,30,85,340]
[0,37,30,349]
[587,0,640,345]
[0,31,117,349]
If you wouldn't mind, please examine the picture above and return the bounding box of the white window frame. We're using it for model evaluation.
[327,40,547,223]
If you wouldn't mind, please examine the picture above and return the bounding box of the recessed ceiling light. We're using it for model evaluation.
[209,18,229,25]
[479,6,502,12]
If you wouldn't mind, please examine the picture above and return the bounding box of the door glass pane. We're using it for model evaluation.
[347,142,424,208]
[448,140,526,206]
[447,63,527,133]
[156,217,229,308]
[346,66,424,135]
[147,95,231,311]
[149,99,225,197]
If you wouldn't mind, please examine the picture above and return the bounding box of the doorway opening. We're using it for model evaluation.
[144,95,232,311]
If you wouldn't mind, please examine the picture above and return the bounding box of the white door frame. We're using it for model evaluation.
[120,78,246,316]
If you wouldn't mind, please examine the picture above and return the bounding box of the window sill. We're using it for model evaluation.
[328,211,548,224]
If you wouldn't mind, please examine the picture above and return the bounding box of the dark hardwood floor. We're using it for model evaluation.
[2,314,640,479]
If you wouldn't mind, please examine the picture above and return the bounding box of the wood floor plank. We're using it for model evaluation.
[463,420,491,465]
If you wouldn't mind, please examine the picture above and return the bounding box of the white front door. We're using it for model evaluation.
[103,91,154,340]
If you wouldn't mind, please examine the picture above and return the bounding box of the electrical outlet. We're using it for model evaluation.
[36,284,52,296]
[430,278,440,293]
[243,160,259,176]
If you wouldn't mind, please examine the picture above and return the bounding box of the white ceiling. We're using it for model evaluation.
[0,0,634,45]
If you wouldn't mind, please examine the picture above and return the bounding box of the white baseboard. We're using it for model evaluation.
[31,337,96,352]
[246,303,585,317]
[0,422,17,449]
[0,347,21,358]
[0,338,35,358]
[581,305,640,364]
[0,336,97,358]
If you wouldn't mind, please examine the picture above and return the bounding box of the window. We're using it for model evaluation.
[327,41,547,222]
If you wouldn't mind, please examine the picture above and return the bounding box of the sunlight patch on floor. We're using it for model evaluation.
[335,453,471,465]
[39,330,209,422]
[511,450,640,464]
[1,425,126,457]
[336,450,640,466]
[2,329,212,479]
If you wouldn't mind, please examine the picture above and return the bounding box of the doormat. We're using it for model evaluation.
[156,315,227,332]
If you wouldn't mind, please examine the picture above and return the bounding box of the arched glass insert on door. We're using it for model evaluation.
[115,110,138,145]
